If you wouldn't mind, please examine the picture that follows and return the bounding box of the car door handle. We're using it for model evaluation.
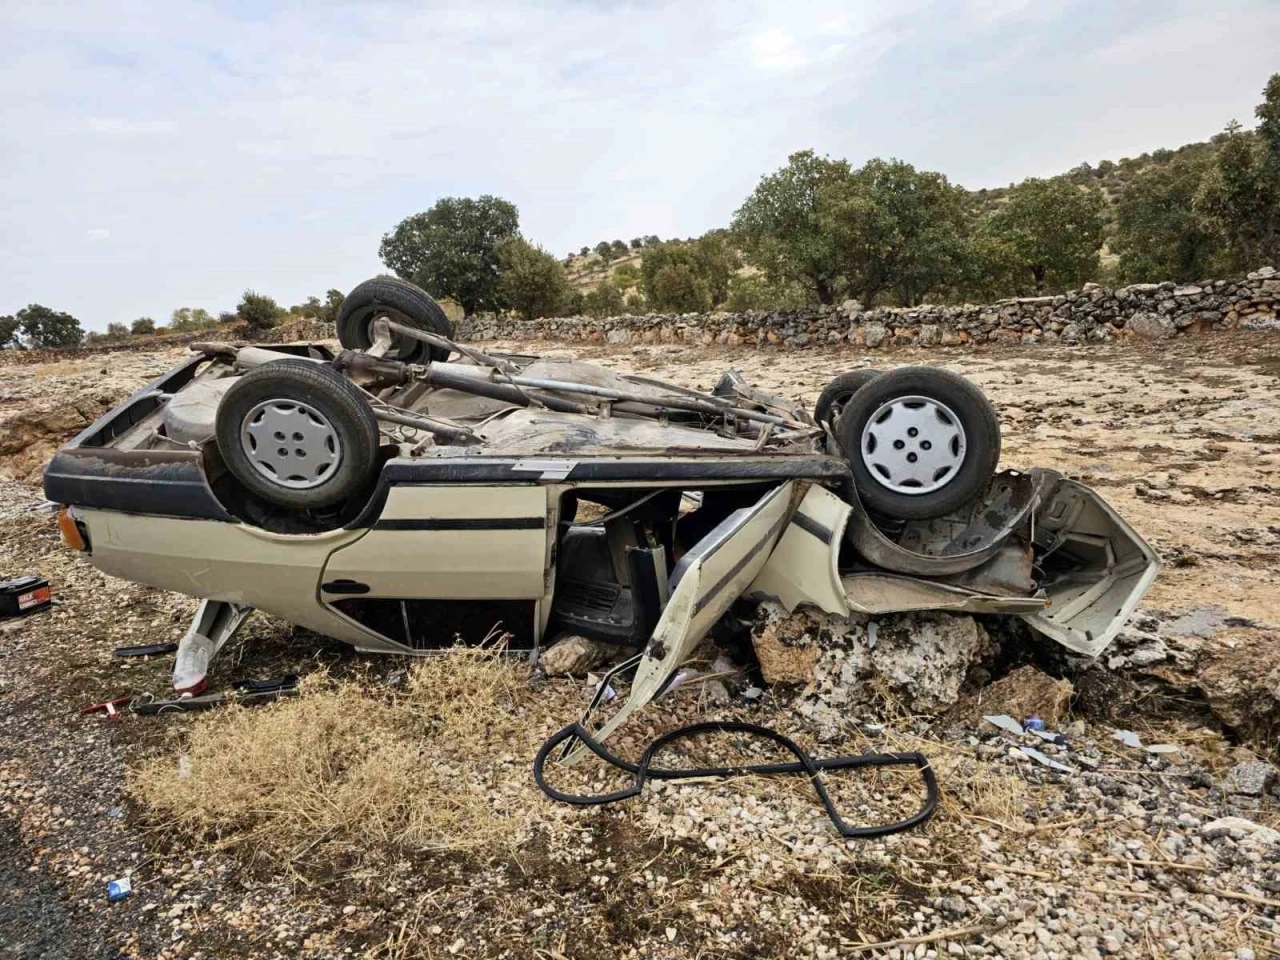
[321,579,370,595]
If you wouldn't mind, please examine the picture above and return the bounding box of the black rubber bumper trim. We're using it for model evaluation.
[790,511,834,544]
[373,517,546,531]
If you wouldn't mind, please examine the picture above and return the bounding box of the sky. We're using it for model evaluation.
[1,0,1277,331]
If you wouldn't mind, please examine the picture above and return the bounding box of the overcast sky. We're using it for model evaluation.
[2,0,1277,331]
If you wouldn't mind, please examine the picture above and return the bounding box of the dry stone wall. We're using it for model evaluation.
[460,266,1280,349]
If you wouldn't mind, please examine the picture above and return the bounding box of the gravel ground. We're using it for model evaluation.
[0,333,1278,959]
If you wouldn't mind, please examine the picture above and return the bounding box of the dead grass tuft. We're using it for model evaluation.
[129,642,549,866]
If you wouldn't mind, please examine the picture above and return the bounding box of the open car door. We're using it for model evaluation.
[563,481,795,761]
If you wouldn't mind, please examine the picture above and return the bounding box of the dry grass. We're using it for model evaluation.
[129,643,557,866]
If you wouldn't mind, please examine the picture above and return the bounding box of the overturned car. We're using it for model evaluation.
[44,277,1157,738]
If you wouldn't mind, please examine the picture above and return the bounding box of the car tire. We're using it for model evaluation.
[813,369,883,431]
[216,359,380,511]
[336,276,454,363]
[837,366,1001,521]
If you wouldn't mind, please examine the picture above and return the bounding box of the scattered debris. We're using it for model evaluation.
[80,696,131,720]
[535,719,938,838]
[1112,729,1180,754]
[0,574,51,618]
[113,642,179,658]
[106,877,132,903]
[1018,746,1073,774]
[983,714,1026,737]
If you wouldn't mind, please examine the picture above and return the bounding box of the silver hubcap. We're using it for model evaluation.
[240,399,342,490]
[860,395,966,495]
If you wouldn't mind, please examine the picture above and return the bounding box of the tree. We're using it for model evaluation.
[611,263,641,290]
[644,235,660,246]
[594,241,615,265]
[689,230,742,306]
[985,177,1106,293]
[639,242,710,312]
[610,239,628,256]
[130,316,156,335]
[630,238,644,249]
[583,280,625,318]
[320,289,345,324]
[579,246,590,257]
[1113,156,1220,281]
[105,321,130,340]
[1194,75,1280,271]
[624,291,647,313]
[497,237,571,321]
[237,290,284,337]
[14,304,83,347]
[724,274,807,312]
[0,315,19,348]
[379,195,520,315]
[820,159,970,306]
[731,150,854,304]
[170,307,215,332]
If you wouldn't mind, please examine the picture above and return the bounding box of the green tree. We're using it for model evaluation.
[130,316,156,335]
[170,307,215,332]
[1194,76,1280,270]
[593,241,615,265]
[821,159,971,306]
[724,274,808,311]
[105,321,130,340]
[497,237,571,321]
[688,230,741,306]
[583,280,625,318]
[379,196,519,315]
[731,150,854,304]
[624,291,647,313]
[611,263,641,290]
[237,291,284,337]
[639,242,712,312]
[0,315,19,348]
[579,246,590,257]
[1113,156,1220,281]
[985,177,1106,293]
[630,237,644,249]
[320,289,344,324]
[610,239,628,256]
[15,304,84,347]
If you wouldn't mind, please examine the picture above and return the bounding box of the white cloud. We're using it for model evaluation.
[0,0,1274,330]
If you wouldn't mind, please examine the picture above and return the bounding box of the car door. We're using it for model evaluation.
[565,480,795,759]
[319,483,553,651]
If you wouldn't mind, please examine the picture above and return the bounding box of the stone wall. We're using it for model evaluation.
[460,266,1280,349]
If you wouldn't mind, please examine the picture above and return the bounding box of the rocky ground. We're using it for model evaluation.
[0,332,1277,959]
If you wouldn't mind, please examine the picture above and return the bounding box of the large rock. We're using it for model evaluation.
[863,322,888,349]
[751,603,996,723]
[539,634,623,676]
[953,665,1073,727]
[1126,311,1176,339]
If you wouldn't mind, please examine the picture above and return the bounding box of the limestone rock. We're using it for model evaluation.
[751,603,996,716]
[863,322,888,348]
[1126,312,1176,339]
[1224,759,1277,797]
[539,634,622,676]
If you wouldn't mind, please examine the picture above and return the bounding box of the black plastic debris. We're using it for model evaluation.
[0,575,52,619]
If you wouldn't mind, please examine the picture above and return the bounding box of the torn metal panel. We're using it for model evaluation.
[748,483,851,616]
[843,572,1048,616]
[1021,479,1160,657]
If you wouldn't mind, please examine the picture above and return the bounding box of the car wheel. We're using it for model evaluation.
[813,369,882,431]
[837,366,1001,521]
[216,359,380,510]
[336,276,454,363]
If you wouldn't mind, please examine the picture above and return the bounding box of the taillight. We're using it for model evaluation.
[58,507,89,552]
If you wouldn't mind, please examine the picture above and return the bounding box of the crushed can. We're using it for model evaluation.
[107,876,133,902]
[0,575,52,619]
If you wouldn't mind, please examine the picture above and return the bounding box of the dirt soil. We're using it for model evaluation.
[1,332,1278,959]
